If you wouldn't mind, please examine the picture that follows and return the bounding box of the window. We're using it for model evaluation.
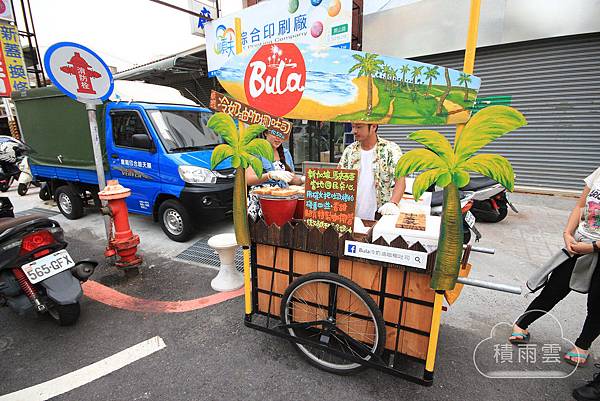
[148,110,223,153]
[112,111,151,149]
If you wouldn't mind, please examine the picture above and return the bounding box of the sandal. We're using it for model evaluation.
[564,350,590,367]
[509,332,531,345]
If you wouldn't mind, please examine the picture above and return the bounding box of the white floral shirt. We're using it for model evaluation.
[337,137,403,208]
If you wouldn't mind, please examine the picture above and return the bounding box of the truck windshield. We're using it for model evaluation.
[148,110,223,152]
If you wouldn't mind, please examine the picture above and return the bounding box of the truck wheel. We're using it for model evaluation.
[39,184,52,201]
[55,186,84,220]
[158,199,193,242]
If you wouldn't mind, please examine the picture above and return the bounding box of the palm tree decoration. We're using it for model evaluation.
[390,67,399,91]
[395,106,527,290]
[457,72,473,101]
[383,65,395,92]
[410,66,424,92]
[424,66,440,96]
[208,112,274,246]
[400,65,410,89]
[349,53,384,115]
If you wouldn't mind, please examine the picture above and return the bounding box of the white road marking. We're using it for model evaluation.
[0,336,166,401]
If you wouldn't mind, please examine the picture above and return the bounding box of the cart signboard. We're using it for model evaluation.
[217,42,481,125]
[209,90,291,140]
[304,167,357,233]
[205,0,352,76]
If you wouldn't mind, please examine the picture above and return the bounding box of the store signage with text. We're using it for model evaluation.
[209,90,291,140]
[205,0,352,76]
[344,241,428,270]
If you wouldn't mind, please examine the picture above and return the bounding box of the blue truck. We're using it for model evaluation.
[12,81,233,242]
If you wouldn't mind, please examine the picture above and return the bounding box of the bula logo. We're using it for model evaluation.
[244,43,306,116]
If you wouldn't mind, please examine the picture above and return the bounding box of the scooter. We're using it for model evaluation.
[0,137,25,192]
[16,156,42,196]
[0,200,97,326]
[460,177,518,223]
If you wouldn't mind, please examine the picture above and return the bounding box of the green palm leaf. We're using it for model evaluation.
[454,106,526,163]
[460,153,515,191]
[244,138,274,162]
[412,168,445,201]
[408,130,454,167]
[240,151,263,178]
[452,169,471,188]
[207,113,239,146]
[210,144,234,169]
[241,124,267,146]
[395,149,446,177]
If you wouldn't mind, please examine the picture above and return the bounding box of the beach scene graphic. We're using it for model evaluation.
[216,43,482,125]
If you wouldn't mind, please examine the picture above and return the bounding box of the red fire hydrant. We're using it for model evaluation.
[59,52,102,95]
[98,180,142,274]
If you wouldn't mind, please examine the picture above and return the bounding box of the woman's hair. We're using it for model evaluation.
[262,130,293,172]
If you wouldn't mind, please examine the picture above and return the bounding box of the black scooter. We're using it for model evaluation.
[0,197,97,325]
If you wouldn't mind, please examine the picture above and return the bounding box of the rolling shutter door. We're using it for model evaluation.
[378,33,600,192]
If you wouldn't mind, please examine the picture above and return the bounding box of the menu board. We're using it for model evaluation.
[209,90,291,140]
[304,168,358,233]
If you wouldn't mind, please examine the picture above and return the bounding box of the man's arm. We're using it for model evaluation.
[390,176,405,204]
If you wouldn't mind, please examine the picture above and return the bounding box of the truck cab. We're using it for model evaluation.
[13,81,234,242]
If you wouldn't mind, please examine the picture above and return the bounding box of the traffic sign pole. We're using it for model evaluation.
[85,102,112,241]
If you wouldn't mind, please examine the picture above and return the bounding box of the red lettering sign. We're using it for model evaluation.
[244,43,306,117]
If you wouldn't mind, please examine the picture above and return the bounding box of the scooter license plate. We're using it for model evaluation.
[21,249,75,284]
[465,211,476,228]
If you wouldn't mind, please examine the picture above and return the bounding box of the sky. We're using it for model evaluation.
[11,0,243,72]
[9,0,419,73]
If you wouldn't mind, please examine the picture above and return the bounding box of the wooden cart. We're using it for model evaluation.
[244,218,460,385]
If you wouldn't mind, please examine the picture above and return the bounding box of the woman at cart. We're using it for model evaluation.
[509,166,600,367]
[246,129,304,219]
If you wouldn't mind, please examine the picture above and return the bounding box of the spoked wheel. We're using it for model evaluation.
[279,272,386,375]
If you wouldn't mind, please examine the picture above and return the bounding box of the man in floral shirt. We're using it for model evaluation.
[338,123,405,220]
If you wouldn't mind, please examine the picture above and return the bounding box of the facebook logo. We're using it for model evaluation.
[347,244,357,254]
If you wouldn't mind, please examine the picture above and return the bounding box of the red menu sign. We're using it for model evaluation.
[304,168,358,234]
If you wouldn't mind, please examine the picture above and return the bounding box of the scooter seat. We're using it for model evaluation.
[460,177,499,191]
[0,214,46,234]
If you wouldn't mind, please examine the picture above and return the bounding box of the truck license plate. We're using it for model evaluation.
[21,249,75,284]
[465,211,476,228]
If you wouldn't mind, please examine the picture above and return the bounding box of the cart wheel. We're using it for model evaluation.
[280,272,386,375]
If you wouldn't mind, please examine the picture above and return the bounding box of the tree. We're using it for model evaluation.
[410,65,424,92]
[435,67,451,116]
[457,72,473,101]
[424,66,440,96]
[395,106,526,290]
[400,65,410,89]
[349,53,384,115]
[390,67,399,91]
[208,113,274,246]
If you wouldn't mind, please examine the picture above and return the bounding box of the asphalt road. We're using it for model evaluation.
[0,188,597,401]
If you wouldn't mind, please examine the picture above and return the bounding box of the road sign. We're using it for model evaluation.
[44,42,114,104]
[43,42,114,240]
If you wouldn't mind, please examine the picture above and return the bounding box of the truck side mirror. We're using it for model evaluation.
[131,134,155,153]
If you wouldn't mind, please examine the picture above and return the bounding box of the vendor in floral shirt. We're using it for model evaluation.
[338,123,405,220]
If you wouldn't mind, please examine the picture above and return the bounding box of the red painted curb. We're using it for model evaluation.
[82,280,244,313]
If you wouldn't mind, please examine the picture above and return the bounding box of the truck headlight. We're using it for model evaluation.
[178,166,217,184]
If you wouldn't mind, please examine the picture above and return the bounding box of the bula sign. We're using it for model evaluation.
[244,43,306,117]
